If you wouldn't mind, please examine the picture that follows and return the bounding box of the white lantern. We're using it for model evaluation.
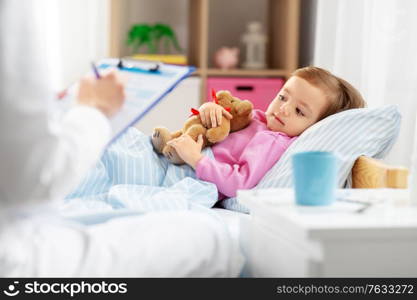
[241,21,267,69]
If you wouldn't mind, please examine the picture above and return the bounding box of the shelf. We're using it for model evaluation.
[110,0,300,102]
[205,68,288,77]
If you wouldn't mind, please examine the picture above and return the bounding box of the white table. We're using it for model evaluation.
[237,189,417,277]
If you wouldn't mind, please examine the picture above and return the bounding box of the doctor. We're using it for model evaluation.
[0,1,240,276]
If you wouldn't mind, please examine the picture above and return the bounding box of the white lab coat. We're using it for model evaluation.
[0,1,110,209]
[0,1,241,277]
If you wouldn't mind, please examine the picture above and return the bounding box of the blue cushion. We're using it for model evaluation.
[219,105,402,213]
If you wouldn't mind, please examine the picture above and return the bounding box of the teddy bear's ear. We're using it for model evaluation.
[234,96,252,103]
[230,94,245,103]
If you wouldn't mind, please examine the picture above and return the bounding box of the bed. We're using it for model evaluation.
[211,207,250,276]
[212,207,247,245]
[54,104,404,277]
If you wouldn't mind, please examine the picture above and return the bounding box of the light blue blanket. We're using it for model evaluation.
[61,128,218,223]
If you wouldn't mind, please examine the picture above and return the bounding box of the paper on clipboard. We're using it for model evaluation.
[58,58,195,146]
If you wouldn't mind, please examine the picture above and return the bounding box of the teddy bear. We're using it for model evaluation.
[151,90,253,165]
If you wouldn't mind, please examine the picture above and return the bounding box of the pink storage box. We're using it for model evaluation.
[206,77,285,111]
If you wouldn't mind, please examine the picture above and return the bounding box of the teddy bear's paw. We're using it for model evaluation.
[163,146,185,165]
[151,127,170,153]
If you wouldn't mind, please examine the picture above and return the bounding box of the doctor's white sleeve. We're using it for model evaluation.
[0,103,111,208]
[0,0,110,208]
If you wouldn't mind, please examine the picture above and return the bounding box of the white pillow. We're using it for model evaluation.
[219,105,402,213]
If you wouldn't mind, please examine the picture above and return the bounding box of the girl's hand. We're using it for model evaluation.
[167,134,204,169]
[199,102,233,128]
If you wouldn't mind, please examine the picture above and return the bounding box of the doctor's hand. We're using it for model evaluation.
[167,134,204,169]
[77,71,125,118]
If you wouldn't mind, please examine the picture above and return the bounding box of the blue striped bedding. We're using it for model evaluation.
[61,127,218,223]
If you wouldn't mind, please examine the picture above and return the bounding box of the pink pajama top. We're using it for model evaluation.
[195,110,297,199]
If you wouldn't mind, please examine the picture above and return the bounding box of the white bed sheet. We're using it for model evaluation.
[212,208,248,241]
[0,210,246,277]
[211,208,251,277]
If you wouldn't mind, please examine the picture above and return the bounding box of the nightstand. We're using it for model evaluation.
[237,188,417,277]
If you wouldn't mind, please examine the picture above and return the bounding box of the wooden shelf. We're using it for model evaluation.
[205,68,289,77]
[110,0,300,102]
[193,68,289,77]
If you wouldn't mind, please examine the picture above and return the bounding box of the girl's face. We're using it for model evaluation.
[265,76,329,137]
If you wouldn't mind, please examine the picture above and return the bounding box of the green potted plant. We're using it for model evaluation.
[126,23,186,65]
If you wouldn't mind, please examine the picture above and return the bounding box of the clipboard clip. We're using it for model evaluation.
[117,58,161,73]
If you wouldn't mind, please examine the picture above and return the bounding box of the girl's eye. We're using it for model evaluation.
[296,108,304,116]
[278,94,286,101]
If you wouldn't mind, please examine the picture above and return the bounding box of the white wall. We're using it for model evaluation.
[134,77,201,134]
[56,0,109,89]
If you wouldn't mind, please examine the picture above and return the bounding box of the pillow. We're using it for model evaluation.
[219,105,402,213]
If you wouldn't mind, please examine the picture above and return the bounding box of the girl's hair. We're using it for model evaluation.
[292,66,366,120]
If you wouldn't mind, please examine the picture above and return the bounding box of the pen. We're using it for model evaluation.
[91,62,101,79]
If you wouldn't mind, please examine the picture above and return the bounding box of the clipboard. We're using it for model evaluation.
[58,58,195,146]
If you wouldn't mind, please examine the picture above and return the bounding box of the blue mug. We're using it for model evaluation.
[292,151,339,206]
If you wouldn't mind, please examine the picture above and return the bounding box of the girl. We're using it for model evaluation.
[167,66,366,199]
[65,66,366,210]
